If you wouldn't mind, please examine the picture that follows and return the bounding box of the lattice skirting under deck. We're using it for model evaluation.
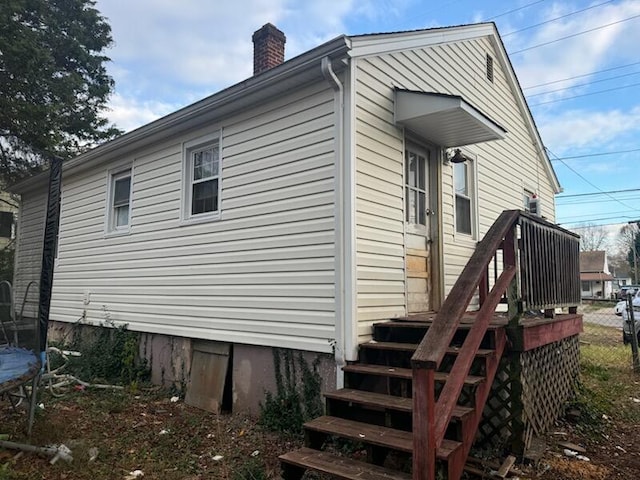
[475,335,580,452]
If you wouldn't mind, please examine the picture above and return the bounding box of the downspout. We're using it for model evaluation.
[321,56,346,388]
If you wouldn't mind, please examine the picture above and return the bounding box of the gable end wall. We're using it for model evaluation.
[354,36,557,341]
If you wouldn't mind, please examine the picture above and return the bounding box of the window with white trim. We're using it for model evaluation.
[107,169,132,233]
[184,136,221,221]
[454,161,474,236]
[405,148,428,226]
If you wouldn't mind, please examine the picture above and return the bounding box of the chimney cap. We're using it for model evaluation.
[252,23,286,42]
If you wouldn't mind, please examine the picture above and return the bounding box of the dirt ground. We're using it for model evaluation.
[2,387,639,480]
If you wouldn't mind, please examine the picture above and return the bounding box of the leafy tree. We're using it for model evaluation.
[0,0,122,186]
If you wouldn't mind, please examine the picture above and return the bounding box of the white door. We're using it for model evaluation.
[405,143,434,313]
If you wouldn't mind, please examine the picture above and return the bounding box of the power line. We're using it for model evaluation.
[484,0,547,21]
[502,0,615,37]
[529,81,640,106]
[547,148,640,214]
[509,13,640,55]
[559,216,636,226]
[557,188,640,199]
[558,210,637,219]
[523,61,640,90]
[526,70,640,98]
[558,197,640,206]
[551,148,640,160]
[558,195,640,204]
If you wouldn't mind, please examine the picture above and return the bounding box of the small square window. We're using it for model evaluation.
[107,169,132,234]
[183,133,222,223]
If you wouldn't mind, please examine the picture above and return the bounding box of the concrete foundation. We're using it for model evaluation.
[47,320,336,413]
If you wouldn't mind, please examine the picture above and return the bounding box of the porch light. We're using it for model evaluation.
[445,148,469,165]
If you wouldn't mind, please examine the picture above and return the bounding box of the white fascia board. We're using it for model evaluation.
[348,23,495,58]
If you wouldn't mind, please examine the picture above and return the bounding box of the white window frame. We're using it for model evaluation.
[181,131,222,224]
[452,152,478,241]
[105,166,133,236]
[404,144,430,235]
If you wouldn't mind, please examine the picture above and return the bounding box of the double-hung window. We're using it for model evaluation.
[454,161,473,236]
[183,133,221,222]
[107,168,132,234]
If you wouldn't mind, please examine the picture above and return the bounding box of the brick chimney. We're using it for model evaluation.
[252,23,286,75]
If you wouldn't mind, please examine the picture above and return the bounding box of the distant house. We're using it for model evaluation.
[10,23,562,410]
[580,250,614,298]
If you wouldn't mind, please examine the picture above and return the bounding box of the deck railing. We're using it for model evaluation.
[411,210,580,480]
[519,213,581,313]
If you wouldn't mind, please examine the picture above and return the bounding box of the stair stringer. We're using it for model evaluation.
[448,328,507,480]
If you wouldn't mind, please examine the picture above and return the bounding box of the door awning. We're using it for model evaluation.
[394,89,507,148]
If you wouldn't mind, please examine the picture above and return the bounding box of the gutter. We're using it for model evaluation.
[321,56,347,389]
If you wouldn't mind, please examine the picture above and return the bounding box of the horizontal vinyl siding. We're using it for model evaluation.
[46,81,337,353]
[355,58,406,342]
[355,35,558,330]
[13,191,46,318]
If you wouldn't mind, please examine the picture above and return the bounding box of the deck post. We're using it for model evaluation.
[412,366,436,480]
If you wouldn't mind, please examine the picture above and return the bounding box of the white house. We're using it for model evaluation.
[10,23,560,411]
[580,250,614,299]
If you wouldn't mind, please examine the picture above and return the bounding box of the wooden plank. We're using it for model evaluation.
[412,367,436,480]
[510,314,583,352]
[326,388,413,412]
[342,364,485,386]
[279,447,411,480]
[184,342,230,413]
[305,415,413,452]
[412,210,520,369]
[361,341,495,357]
[496,455,516,478]
[325,388,475,418]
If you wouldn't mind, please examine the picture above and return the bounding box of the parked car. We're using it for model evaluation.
[620,291,640,344]
[617,285,640,300]
[615,288,639,315]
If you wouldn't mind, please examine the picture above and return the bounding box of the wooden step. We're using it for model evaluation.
[342,364,485,387]
[362,341,495,357]
[280,447,411,480]
[304,415,462,460]
[325,389,475,419]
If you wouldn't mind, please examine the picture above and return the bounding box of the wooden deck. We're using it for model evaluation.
[394,311,583,352]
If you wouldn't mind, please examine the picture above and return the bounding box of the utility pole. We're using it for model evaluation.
[629,221,640,285]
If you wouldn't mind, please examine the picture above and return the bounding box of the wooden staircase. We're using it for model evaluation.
[280,318,507,479]
[280,210,582,479]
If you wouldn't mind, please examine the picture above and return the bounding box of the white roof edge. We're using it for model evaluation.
[348,23,495,58]
[10,35,351,194]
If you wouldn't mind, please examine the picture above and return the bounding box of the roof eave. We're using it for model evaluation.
[9,35,351,194]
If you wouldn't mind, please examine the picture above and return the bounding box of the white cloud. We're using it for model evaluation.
[509,0,640,98]
[538,106,640,152]
[96,0,413,130]
[107,94,178,133]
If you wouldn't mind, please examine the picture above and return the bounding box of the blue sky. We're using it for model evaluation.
[94,0,640,245]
